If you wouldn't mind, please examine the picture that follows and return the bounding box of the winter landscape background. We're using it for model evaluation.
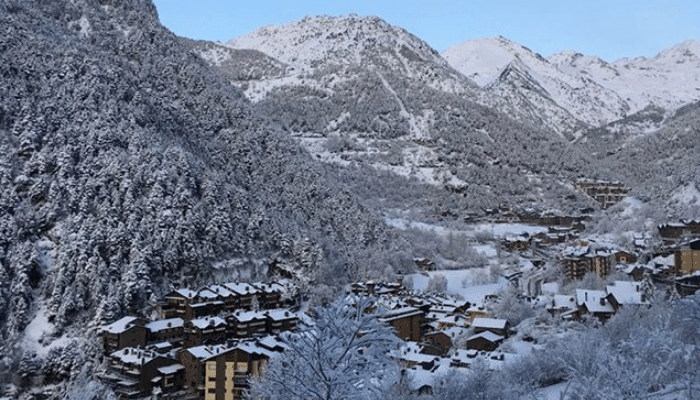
[1,0,699,399]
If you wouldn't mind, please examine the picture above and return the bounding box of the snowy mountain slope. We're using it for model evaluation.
[206,17,598,213]
[182,39,288,82]
[604,100,700,217]
[227,15,481,97]
[443,36,630,134]
[549,40,700,115]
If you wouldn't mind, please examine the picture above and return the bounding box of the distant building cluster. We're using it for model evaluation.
[560,241,637,280]
[349,279,514,391]
[545,280,651,322]
[575,179,630,209]
[98,280,300,400]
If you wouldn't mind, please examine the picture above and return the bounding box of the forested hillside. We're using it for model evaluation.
[0,0,403,391]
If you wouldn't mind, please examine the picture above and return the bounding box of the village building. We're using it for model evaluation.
[227,311,268,339]
[414,257,436,271]
[464,305,488,323]
[222,282,259,310]
[575,289,615,321]
[546,295,577,319]
[379,307,424,342]
[184,317,228,348]
[101,316,148,355]
[179,342,275,400]
[574,179,630,209]
[471,318,510,338]
[466,331,504,352]
[658,220,700,240]
[146,318,185,348]
[254,282,284,309]
[99,347,180,399]
[423,327,468,356]
[264,309,299,334]
[674,239,700,275]
[561,244,616,280]
[605,281,649,308]
[159,289,198,319]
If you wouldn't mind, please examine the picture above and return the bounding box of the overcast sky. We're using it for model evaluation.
[152,0,700,61]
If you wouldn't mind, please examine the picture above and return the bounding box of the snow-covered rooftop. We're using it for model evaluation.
[467,331,504,343]
[231,310,267,322]
[146,318,184,332]
[167,288,197,299]
[471,318,508,330]
[606,281,648,305]
[197,289,218,300]
[208,284,233,297]
[157,364,184,375]
[103,316,143,334]
[575,289,615,314]
[111,347,161,365]
[190,316,227,330]
[186,344,230,360]
[223,282,259,295]
[264,309,297,321]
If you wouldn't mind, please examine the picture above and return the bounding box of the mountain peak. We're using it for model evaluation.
[227,14,443,72]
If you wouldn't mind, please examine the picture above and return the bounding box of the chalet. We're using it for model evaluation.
[674,239,700,275]
[179,342,274,400]
[102,316,148,355]
[424,327,467,356]
[465,305,488,323]
[264,309,299,334]
[435,314,469,330]
[99,347,179,399]
[208,285,237,312]
[160,289,198,319]
[605,281,649,309]
[466,331,504,352]
[658,220,700,239]
[146,318,185,347]
[504,236,530,252]
[614,250,637,264]
[546,295,577,319]
[153,363,186,397]
[379,307,424,342]
[255,282,284,309]
[414,257,436,271]
[471,318,509,338]
[184,317,227,348]
[395,345,439,370]
[575,289,615,321]
[227,311,268,339]
[222,282,259,310]
[561,245,615,280]
[450,349,477,368]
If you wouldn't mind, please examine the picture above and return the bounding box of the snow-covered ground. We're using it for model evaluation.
[407,268,508,304]
[22,304,72,356]
[385,216,548,240]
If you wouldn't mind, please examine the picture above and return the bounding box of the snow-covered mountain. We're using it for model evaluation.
[444,37,700,137]
[227,15,477,92]
[211,16,598,212]
[443,36,630,136]
[549,40,700,114]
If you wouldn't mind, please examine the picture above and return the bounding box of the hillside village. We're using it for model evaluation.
[96,187,700,399]
[3,1,700,399]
